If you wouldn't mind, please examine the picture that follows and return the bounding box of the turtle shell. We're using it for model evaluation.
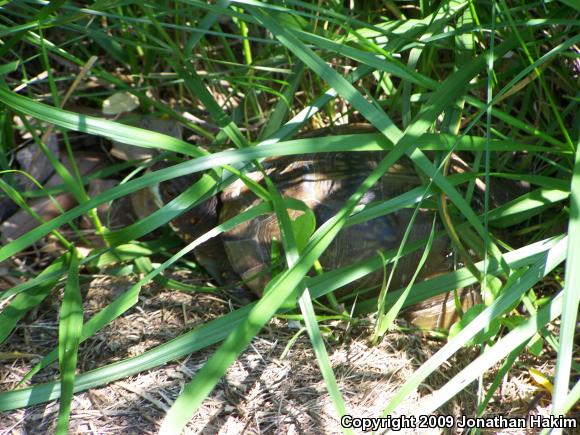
[217,150,479,329]
[219,152,444,293]
[158,126,480,329]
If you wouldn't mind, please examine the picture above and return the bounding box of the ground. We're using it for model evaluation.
[0,267,557,434]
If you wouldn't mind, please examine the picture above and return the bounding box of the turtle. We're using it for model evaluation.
[150,124,480,330]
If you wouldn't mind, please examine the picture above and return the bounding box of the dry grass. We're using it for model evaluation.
[0,269,555,434]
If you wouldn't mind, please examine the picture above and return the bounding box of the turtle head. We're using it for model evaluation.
[156,174,240,287]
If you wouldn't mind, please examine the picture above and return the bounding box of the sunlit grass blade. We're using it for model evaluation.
[55,251,83,435]
[0,176,72,249]
[552,137,580,416]
[486,188,570,228]
[476,342,527,415]
[267,178,350,425]
[0,257,67,301]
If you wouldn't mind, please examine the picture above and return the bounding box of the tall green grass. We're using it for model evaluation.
[0,1,578,433]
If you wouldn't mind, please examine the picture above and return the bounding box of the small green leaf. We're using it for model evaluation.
[291,211,316,253]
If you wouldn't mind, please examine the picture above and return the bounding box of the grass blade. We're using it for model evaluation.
[55,251,83,435]
[552,137,580,416]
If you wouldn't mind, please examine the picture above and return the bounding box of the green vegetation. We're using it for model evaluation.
[0,0,578,433]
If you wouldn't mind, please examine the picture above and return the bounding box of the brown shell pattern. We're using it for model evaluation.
[219,152,451,301]
[155,124,484,330]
